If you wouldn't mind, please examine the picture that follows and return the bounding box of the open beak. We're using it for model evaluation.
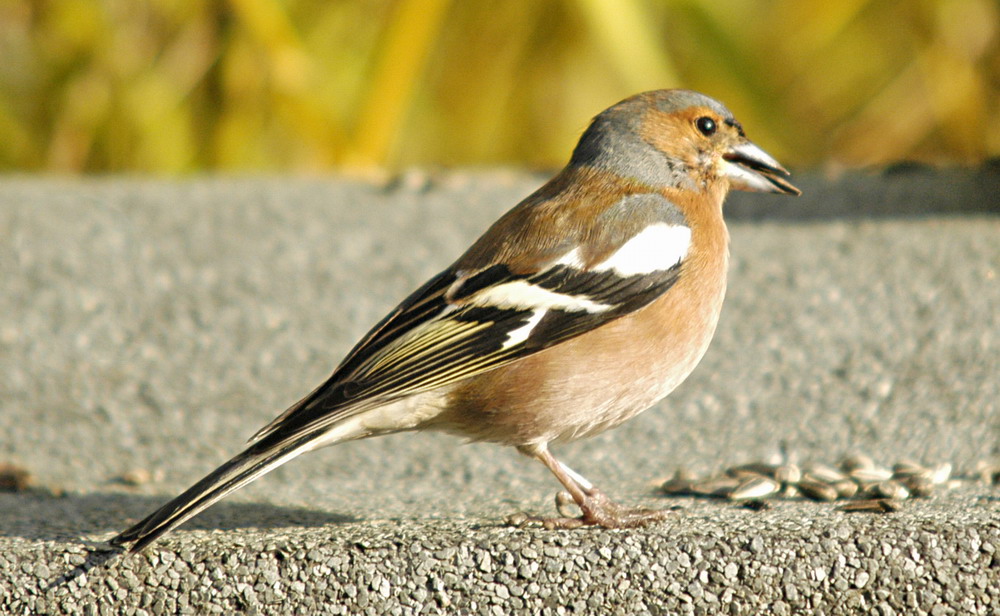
[722,141,801,195]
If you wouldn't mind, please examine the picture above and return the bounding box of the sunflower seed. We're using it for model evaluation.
[661,470,697,495]
[663,472,744,498]
[660,455,962,510]
[831,479,859,499]
[840,453,875,473]
[726,463,779,480]
[0,463,32,492]
[802,470,855,494]
[120,468,152,486]
[890,461,923,478]
[840,498,901,513]
[775,464,802,485]
[901,475,934,498]
[506,512,530,526]
[696,476,743,498]
[975,461,1000,485]
[797,478,839,501]
[741,499,771,511]
[849,467,894,483]
[805,464,848,484]
[730,476,781,500]
[876,479,911,499]
[928,463,952,485]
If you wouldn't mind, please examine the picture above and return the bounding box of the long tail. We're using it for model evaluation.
[110,432,323,553]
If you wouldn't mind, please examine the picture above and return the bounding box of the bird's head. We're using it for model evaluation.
[571,89,800,196]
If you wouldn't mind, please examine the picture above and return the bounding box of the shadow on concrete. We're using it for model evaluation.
[0,490,356,543]
[0,490,356,593]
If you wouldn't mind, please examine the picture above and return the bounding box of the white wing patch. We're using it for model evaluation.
[555,247,584,268]
[591,223,691,276]
[502,309,548,348]
[469,279,611,314]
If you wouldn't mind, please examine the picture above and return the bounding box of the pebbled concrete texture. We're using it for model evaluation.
[1,167,998,614]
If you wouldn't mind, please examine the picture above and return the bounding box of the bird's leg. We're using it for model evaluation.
[509,445,671,529]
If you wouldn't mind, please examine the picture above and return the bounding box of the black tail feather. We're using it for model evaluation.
[112,436,313,552]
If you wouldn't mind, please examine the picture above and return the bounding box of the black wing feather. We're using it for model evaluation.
[252,260,683,445]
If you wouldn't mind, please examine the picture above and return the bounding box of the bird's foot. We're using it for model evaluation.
[507,487,671,530]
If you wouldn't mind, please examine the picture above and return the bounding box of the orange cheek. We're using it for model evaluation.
[639,111,696,155]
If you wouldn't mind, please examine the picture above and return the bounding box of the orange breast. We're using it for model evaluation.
[434,192,730,447]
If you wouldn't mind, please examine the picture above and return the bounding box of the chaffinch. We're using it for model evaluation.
[112,89,799,552]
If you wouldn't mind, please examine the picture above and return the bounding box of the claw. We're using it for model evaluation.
[507,487,672,530]
[555,491,578,517]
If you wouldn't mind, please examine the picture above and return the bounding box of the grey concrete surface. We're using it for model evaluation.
[1,168,998,614]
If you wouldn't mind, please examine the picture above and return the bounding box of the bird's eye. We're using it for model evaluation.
[696,116,717,137]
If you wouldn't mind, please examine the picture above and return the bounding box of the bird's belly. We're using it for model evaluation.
[435,277,725,446]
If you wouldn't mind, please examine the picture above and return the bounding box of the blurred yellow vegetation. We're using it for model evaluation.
[1,0,997,173]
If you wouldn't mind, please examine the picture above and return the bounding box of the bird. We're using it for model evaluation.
[111,89,800,552]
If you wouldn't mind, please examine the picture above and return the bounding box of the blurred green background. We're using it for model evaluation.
[1,0,997,174]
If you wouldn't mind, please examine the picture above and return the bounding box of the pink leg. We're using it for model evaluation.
[509,444,672,529]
